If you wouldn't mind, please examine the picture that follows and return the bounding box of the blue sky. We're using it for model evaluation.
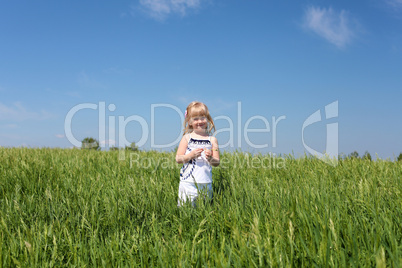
[1,0,401,159]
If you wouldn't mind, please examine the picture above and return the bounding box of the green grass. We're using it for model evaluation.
[0,147,401,267]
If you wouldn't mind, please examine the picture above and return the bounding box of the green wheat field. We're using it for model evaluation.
[0,147,401,267]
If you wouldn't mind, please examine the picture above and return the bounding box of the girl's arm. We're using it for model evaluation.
[175,135,203,164]
[207,137,220,167]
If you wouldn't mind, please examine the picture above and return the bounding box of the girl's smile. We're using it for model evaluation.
[191,116,208,134]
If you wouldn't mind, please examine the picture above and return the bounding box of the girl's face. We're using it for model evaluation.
[190,115,207,131]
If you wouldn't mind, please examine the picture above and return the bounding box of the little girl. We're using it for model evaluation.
[176,101,220,207]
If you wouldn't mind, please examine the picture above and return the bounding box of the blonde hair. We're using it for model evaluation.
[183,101,215,135]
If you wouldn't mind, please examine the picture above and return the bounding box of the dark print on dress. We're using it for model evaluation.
[180,158,196,181]
[188,138,211,146]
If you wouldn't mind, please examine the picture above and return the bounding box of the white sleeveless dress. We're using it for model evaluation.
[179,133,212,184]
[178,133,213,206]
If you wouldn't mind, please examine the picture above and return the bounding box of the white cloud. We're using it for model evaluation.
[0,102,53,121]
[138,0,202,20]
[3,124,18,129]
[303,6,356,48]
[65,91,81,98]
[78,71,106,89]
[103,66,133,75]
[55,134,65,138]
[386,0,402,9]
[100,139,116,146]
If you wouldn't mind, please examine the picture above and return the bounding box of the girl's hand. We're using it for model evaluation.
[191,148,204,159]
[204,148,212,160]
